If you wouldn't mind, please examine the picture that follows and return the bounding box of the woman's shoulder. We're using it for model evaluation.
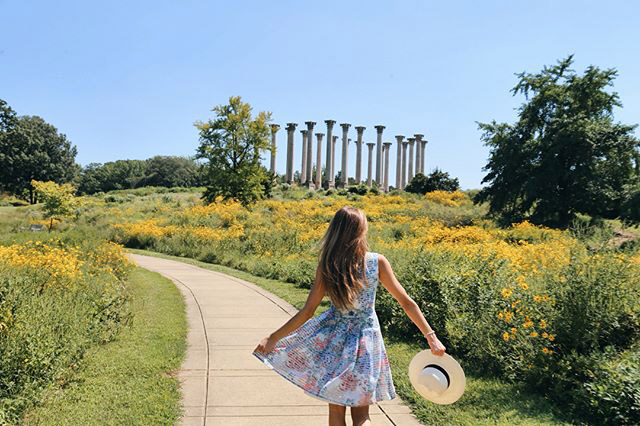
[365,251,385,270]
[366,251,385,262]
[365,251,379,261]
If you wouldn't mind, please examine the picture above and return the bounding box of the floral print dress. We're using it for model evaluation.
[253,251,396,406]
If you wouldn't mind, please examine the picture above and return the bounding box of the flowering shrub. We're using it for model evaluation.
[107,190,640,423]
[0,239,132,423]
[425,190,468,207]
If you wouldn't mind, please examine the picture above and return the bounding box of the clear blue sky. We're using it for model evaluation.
[2,0,638,190]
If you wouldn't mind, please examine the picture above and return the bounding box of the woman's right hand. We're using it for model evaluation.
[254,336,277,355]
[426,333,446,356]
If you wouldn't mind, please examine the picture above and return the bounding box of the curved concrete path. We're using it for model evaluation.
[128,254,421,426]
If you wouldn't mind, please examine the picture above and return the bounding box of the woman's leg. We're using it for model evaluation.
[350,405,371,426]
[328,403,346,426]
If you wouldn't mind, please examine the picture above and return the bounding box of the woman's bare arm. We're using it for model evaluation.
[254,265,326,354]
[378,254,446,356]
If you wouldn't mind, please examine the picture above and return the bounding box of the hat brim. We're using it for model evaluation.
[408,350,465,405]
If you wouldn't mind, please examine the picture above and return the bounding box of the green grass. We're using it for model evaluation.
[127,249,570,426]
[21,268,188,426]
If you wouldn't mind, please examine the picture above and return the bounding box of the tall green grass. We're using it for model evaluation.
[22,268,187,426]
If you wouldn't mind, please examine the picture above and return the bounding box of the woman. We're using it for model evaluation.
[254,206,445,426]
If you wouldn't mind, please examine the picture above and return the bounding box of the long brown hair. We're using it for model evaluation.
[319,206,369,311]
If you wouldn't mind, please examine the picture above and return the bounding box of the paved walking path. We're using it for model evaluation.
[128,254,421,426]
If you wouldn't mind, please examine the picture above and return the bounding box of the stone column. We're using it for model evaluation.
[366,143,375,187]
[269,124,280,175]
[305,122,316,188]
[300,130,308,184]
[315,133,324,189]
[347,138,351,184]
[414,134,424,175]
[407,137,415,183]
[354,126,365,184]
[285,123,297,184]
[380,140,385,186]
[395,135,404,190]
[401,141,408,189]
[383,142,392,192]
[374,125,385,185]
[421,139,428,174]
[340,123,350,187]
[324,120,336,188]
[330,135,338,187]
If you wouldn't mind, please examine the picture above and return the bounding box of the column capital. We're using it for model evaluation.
[315,133,325,138]
[305,121,316,127]
[286,123,297,131]
[414,133,424,140]
[374,125,385,132]
[383,142,393,148]
[402,141,409,147]
[395,135,404,142]
[340,123,351,130]
[270,124,280,132]
[332,135,338,142]
[367,142,375,148]
[324,119,336,126]
[300,129,308,135]
[407,137,415,144]
[355,126,366,132]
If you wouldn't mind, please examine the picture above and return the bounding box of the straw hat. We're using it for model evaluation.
[408,350,466,404]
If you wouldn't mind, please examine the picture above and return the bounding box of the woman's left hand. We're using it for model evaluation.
[254,336,277,354]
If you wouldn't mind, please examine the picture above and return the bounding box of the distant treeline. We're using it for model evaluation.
[1,98,204,201]
[76,156,203,195]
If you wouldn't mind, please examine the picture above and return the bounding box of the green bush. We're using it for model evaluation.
[347,184,369,195]
[579,346,640,425]
[375,247,640,423]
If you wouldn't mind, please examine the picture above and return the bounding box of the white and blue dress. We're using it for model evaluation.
[253,251,396,406]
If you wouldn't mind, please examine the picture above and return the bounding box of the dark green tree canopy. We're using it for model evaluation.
[76,159,147,194]
[195,96,272,205]
[143,156,202,188]
[405,168,460,194]
[0,100,17,133]
[0,102,78,203]
[75,156,201,194]
[474,56,640,228]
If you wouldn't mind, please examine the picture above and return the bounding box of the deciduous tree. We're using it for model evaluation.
[475,56,640,228]
[405,168,460,194]
[195,96,272,205]
[31,180,79,231]
[0,100,78,203]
